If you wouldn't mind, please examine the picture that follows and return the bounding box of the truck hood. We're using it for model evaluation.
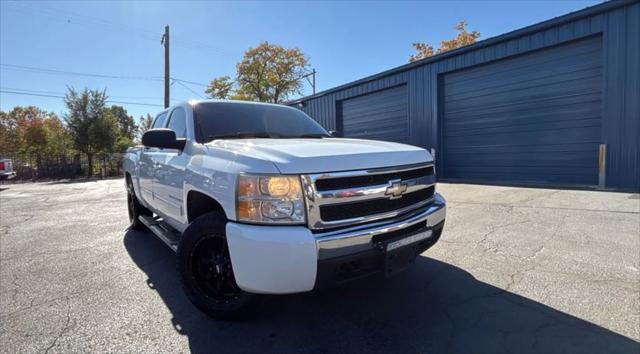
[205,138,431,174]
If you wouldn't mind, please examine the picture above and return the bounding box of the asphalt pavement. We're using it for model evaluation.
[0,179,638,353]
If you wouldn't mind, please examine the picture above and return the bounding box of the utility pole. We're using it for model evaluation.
[161,25,170,108]
[303,69,316,95]
[312,68,316,95]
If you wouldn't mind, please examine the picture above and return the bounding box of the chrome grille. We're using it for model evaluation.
[314,166,434,191]
[301,163,436,230]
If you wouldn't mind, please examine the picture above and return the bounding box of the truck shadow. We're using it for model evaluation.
[123,229,639,354]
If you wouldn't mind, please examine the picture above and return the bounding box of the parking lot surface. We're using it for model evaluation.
[1,179,638,353]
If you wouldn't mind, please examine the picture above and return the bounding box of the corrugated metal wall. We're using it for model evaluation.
[441,36,603,186]
[340,85,409,143]
[292,0,639,191]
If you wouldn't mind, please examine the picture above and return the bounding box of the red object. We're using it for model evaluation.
[0,162,5,170]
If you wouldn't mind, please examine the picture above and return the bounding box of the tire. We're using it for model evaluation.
[126,177,151,230]
[177,211,258,320]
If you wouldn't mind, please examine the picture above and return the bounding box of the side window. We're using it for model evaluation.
[152,112,168,129]
[167,107,187,139]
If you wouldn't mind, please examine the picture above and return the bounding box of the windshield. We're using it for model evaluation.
[193,102,330,143]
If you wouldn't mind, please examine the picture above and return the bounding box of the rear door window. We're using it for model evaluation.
[152,112,168,129]
[166,107,187,139]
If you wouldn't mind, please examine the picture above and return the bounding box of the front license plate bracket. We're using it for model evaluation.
[385,245,419,276]
[382,229,433,277]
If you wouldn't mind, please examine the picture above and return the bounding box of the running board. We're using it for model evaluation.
[139,215,180,253]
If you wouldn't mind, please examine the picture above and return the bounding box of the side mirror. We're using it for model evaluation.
[142,129,186,150]
[328,130,340,137]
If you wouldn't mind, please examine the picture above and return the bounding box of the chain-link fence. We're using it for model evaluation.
[3,153,125,181]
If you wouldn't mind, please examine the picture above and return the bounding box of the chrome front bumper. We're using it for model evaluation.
[315,193,446,260]
[226,192,445,294]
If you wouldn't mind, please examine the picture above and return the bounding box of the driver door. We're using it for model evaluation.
[139,112,168,205]
[152,107,189,223]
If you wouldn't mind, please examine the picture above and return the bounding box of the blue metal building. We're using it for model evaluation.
[290,0,639,191]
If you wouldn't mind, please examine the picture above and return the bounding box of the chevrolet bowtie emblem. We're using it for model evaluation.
[385,179,408,199]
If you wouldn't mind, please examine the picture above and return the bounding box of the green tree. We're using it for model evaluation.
[205,76,234,100]
[20,116,48,158]
[104,105,136,152]
[92,110,120,153]
[1,106,51,159]
[106,105,137,141]
[1,107,58,156]
[206,41,310,103]
[409,21,481,62]
[43,117,72,157]
[63,87,111,177]
[0,106,71,175]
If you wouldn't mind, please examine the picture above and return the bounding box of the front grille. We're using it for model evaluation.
[319,187,434,222]
[315,166,434,191]
[303,164,437,230]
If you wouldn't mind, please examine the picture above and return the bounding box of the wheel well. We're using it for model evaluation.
[187,190,226,223]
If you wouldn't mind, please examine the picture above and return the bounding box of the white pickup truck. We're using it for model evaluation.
[123,100,446,319]
[0,159,16,180]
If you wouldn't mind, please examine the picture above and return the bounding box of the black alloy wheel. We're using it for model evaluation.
[177,211,258,319]
[190,235,242,303]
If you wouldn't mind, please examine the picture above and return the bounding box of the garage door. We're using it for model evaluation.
[442,36,603,186]
[340,85,409,144]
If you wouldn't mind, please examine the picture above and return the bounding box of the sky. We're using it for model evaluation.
[1,0,602,120]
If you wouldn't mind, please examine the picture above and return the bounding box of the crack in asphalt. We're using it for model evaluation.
[516,190,562,205]
[478,218,532,255]
[9,273,21,303]
[2,180,639,352]
[0,225,9,237]
[525,215,566,262]
[21,215,35,223]
[0,244,107,262]
[0,214,36,234]
[0,257,167,320]
[444,210,631,349]
[493,215,567,296]
[43,296,71,354]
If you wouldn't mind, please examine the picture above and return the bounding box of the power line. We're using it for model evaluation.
[1,87,74,96]
[0,87,173,101]
[0,90,65,99]
[1,64,163,81]
[4,2,235,55]
[5,2,160,42]
[174,80,206,99]
[1,64,210,91]
[5,2,156,33]
[172,78,210,88]
[2,3,231,108]
[0,89,165,107]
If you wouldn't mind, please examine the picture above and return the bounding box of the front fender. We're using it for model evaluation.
[122,148,142,198]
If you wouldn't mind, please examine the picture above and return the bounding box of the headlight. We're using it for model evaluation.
[236,174,306,224]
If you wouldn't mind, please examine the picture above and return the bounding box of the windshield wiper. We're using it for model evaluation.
[208,132,276,140]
